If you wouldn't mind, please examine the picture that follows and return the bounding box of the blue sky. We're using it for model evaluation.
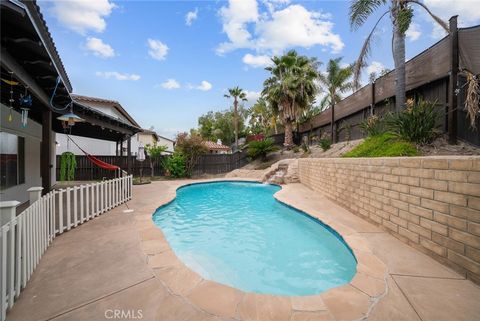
[38,0,480,139]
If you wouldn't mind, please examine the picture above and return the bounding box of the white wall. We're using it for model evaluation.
[158,136,174,153]
[1,103,42,204]
[56,133,117,156]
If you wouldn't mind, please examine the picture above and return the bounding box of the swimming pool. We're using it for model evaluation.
[152,181,357,296]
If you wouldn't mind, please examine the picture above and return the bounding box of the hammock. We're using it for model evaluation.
[67,135,120,171]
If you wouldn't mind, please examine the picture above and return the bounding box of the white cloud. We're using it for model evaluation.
[95,71,140,81]
[406,23,421,41]
[49,0,116,34]
[158,79,180,90]
[424,0,480,26]
[217,0,259,54]
[431,23,448,39]
[245,90,261,103]
[189,81,212,91]
[147,39,169,61]
[85,37,115,58]
[185,8,198,26]
[366,61,385,75]
[242,54,272,68]
[217,1,343,55]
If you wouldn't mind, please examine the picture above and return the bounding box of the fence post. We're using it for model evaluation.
[371,82,376,116]
[330,104,336,143]
[448,15,458,144]
[27,187,43,205]
[0,201,20,227]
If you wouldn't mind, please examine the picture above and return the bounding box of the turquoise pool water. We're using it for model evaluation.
[152,181,356,296]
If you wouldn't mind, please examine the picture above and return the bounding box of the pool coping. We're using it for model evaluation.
[133,178,388,321]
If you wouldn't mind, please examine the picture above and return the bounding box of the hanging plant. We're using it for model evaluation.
[60,152,76,181]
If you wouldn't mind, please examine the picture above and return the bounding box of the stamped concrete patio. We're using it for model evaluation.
[7,179,480,321]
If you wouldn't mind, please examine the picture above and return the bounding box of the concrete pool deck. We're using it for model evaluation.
[7,179,480,321]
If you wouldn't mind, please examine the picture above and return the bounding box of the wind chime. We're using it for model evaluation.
[7,71,15,122]
[19,86,32,127]
[2,71,32,127]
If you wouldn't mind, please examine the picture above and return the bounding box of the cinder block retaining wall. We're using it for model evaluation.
[299,157,480,284]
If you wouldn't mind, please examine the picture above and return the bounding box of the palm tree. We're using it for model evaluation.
[249,97,279,135]
[262,50,320,147]
[224,86,247,150]
[318,58,353,143]
[349,0,448,111]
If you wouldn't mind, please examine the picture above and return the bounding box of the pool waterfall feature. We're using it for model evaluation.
[152,181,357,296]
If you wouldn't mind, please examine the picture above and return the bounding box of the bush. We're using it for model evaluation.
[175,132,207,176]
[360,115,387,137]
[343,133,418,157]
[292,146,300,153]
[162,153,186,178]
[388,99,439,144]
[319,138,332,151]
[247,138,279,161]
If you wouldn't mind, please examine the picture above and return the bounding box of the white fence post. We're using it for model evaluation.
[26,187,43,205]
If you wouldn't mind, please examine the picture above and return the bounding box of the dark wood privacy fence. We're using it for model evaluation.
[193,151,248,176]
[56,155,165,181]
[273,24,480,147]
[56,151,248,180]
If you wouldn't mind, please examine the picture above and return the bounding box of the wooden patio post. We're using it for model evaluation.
[127,136,132,174]
[448,15,458,144]
[41,109,52,194]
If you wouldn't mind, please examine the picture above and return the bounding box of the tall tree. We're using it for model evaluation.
[349,0,448,111]
[248,97,278,135]
[262,50,320,147]
[224,86,247,150]
[318,58,353,142]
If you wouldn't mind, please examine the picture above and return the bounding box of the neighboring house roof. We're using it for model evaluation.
[204,141,231,151]
[139,129,159,141]
[71,94,141,128]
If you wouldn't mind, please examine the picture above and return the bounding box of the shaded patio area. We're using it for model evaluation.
[7,180,480,321]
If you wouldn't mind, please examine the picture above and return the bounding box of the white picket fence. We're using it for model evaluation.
[0,175,133,320]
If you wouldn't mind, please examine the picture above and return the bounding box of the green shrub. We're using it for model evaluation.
[343,133,418,157]
[248,138,279,161]
[360,115,387,137]
[292,146,300,153]
[162,153,186,178]
[319,138,332,151]
[388,99,439,144]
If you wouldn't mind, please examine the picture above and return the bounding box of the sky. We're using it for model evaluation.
[37,0,480,139]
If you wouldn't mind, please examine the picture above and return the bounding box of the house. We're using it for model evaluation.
[128,129,174,156]
[56,94,141,156]
[56,97,174,156]
[0,0,140,204]
[204,140,232,154]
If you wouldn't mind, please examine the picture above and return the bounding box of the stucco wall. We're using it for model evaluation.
[299,157,480,284]
[56,133,116,156]
[1,103,42,204]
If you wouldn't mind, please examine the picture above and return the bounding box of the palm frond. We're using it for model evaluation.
[353,10,389,89]
[349,0,387,30]
[407,0,449,32]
